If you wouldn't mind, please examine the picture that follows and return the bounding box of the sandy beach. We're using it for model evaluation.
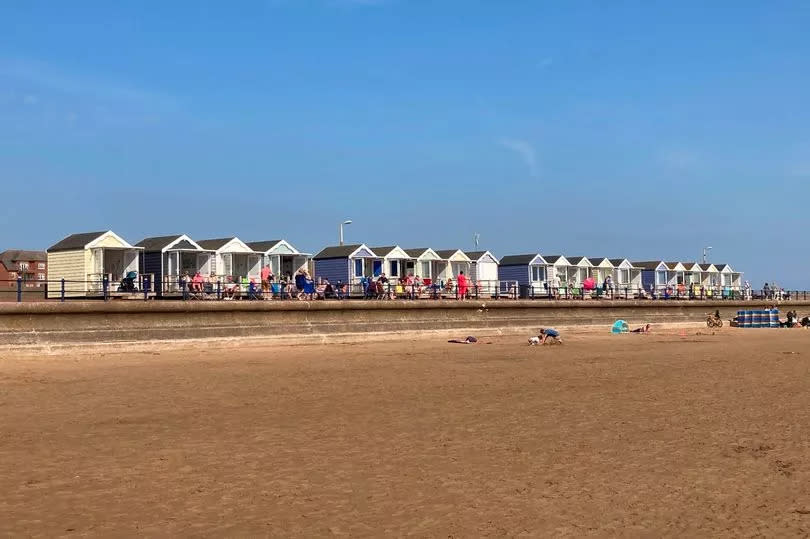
[3,328,810,536]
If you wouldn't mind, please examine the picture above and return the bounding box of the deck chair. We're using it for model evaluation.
[247,282,263,300]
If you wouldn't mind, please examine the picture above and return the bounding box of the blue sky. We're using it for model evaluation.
[2,1,809,286]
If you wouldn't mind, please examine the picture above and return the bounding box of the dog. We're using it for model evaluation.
[528,336,541,346]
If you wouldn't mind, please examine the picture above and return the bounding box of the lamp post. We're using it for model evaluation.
[702,246,713,264]
[339,220,352,246]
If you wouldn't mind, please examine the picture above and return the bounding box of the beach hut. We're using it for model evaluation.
[135,234,210,295]
[247,240,310,280]
[609,259,642,293]
[464,251,499,282]
[716,264,742,296]
[465,251,500,296]
[433,250,473,284]
[197,237,261,282]
[313,244,378,286]
[664,262,687,287]
[544,256,574,287]
[369,246,413,280]
[587,258,616,286]
[497,254,548,297]
[633,261,669,294]
[681,262,703,295]
[698,263,721,294]
[47,230,143,298]
[566,257,594,286]
[403,248,443,284]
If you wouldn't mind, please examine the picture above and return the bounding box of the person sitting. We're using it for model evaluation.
[322,278,335,299]
[191,271,204,293]
[631,323,652,333]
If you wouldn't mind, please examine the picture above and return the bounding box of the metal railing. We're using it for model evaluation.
[0,278,806,304]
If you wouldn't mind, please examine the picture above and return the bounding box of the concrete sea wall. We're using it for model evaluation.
[2,300,807,349]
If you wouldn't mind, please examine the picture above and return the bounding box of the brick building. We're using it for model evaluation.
[0,250,48,291]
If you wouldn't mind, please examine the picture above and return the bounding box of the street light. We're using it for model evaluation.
[339,220,352,246]
[702,246,713,264]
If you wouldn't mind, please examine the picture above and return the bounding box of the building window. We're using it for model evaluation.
[372,260,382,277]
[37,263,45,270]
[618,269,630,284]
[531,265,546,282]
[38,273,46,281]
[8,271,16,279]
[18,262,29,271]
[390,260,399,277]
[656,271,667,286]
[578,268,589,283]
[354,259,363,278]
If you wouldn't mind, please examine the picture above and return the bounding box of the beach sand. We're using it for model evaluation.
[3,328,810,536]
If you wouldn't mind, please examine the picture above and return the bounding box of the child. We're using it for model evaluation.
[530,328,562,345]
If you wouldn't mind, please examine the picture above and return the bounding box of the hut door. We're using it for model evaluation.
[222,254,233,278]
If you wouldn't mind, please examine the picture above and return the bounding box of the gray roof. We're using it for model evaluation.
[567,256,589,265]
[608,258,630,267]
[136,235,189,251]
[0,249,47,270]
[632,261,664,270]
[499,254,542,266]
[434,249,461,259]
[370,246,405,258]
[544,255,565,264]
[404,248,431,258]
[464,251,498,262]
[247,240,283,253]
[698,263,715,271]
[715,263,730,271]
[47,231,108,252]
[197,238,236,250]
[314,244,366,259]
[587,257,611,266]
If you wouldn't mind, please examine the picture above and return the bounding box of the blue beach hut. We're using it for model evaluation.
[497,254,549,297]
[313,244,378,289]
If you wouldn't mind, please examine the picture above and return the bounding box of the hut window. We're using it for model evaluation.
[531,265,546,282]
[618,269,630,283]
[372,260,382,277]
[421,261,431,278]
[390,260,399,277]
[656,271,667,285]
[354,259,363,277]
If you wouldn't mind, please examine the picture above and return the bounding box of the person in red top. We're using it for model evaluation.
[457,270,468,300]
[191,271,204,292]
[260,265,272,294]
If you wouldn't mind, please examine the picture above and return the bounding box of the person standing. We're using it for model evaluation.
[261,264,272,295]
[457,270,468,300]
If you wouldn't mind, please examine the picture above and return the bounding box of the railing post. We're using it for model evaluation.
[217,280,222,300]
[61,278,65,302]
[16,277,22,303]
[102,277,109,300]
[143,276,149,301]
[182,279,188,300]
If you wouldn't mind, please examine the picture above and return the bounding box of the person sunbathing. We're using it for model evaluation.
[631,323,652,333]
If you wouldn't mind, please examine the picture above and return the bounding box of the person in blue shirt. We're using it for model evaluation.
[538,328,562,345]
